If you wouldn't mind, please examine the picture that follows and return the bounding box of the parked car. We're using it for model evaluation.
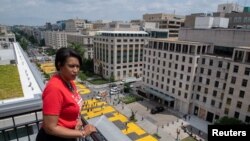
[150,106,165,114]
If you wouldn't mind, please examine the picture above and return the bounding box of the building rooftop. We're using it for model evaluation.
[0,42,42,104]
[97,31,148,34]
[148,37,210,44]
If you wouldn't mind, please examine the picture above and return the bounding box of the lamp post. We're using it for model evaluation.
[176,128,180,141]
[156,125,159,134]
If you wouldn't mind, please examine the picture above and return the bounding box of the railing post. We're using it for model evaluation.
[12,117,19,141]
[25,124,30,141]
[35,111,40,130]
[2,130,7,141]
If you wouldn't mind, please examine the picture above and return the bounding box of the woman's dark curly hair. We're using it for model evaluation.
[55,47,82,71]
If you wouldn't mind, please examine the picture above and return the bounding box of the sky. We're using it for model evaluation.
[1,0,250,26]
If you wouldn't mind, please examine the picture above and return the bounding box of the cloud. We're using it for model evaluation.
[0,0,249,26]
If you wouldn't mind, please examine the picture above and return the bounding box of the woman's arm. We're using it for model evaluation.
[43,115,82,138]
[43,115,96,138]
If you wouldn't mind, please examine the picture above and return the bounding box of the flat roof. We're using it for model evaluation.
[148,37,211,44]
[97,31,148,34]
[0,42,42,104]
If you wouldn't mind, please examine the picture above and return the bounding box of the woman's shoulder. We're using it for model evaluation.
[44,74,63,90]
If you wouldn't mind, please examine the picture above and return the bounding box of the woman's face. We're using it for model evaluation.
[59,56,80,81]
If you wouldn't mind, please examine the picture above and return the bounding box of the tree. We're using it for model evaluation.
[69,42,85,60]
[214,116,243,125]
[110,74,115,82]
[129,110,137,121]
[78,71,87,81]
[82,59,94,72]
[40,39,45,46]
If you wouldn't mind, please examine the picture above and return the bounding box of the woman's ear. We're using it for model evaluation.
[57,62,61,70]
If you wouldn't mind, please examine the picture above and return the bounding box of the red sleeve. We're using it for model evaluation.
[42,84,63,115]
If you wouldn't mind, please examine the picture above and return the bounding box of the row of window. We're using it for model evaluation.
[145,51,196,64]
[224,109,250,123]
[201,58,230,69]
[195,94,222,108]
[233,65,250,75]
[146,41,209,55]
[144,63,193,73]
[143,77,189,99]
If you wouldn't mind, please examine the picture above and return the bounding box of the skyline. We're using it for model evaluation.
[1,0,250,26]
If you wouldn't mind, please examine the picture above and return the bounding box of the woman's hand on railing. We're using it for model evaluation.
[81,124,96,137]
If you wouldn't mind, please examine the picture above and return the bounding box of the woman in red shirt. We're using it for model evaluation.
[36,48,96,141]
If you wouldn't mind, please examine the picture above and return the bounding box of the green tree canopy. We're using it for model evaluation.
[214,116,243,125]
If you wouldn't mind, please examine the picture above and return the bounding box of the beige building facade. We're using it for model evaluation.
[94,31,148,80]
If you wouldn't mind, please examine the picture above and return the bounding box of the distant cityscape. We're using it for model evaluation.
[1,2,250,141]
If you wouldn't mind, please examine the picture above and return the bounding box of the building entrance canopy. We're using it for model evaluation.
[144,87,174,102]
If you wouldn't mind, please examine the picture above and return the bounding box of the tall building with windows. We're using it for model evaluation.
[67,33,94,59]
[143,13,184,37]
[142,38,211,114]
[0,25,16,42]
[94,31,148,80]
[142,28,250,123]
[43,31,68,49]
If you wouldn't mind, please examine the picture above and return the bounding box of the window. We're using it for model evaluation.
[179,82,182,88]
[208,69,211,75]
[206,78,210,85]
[226,98,231,105]
[182,56,185,62]
[203,97,207,103]
[234,112,239,119]
[189,57,192,63]
[211,100,215,106]
[239,90,245,98]
[231,76,236,84]
[196,94,200,100]
[242,79,248,87]
[197,85,201,91]
[233,65,239,73]
[218,61,222,68]
[236,101,242,109]
[214,81,219,87]
[209,60,213,66]
[213,90,217,97]
[199,77,202,83]
[178,91,181,96]
[172,88,175,93]
[184,93,188,99]
[245,116,250,123]
[204,88,208,94]
[245,67,250,75]
[188,67,191,73]
[202,58,205,64]
[200,68,204,74]
[224,108,229,115]
[229,87,234,95]
[216,71,221,78]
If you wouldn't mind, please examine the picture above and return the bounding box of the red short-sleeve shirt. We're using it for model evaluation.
[42,74,82,129]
